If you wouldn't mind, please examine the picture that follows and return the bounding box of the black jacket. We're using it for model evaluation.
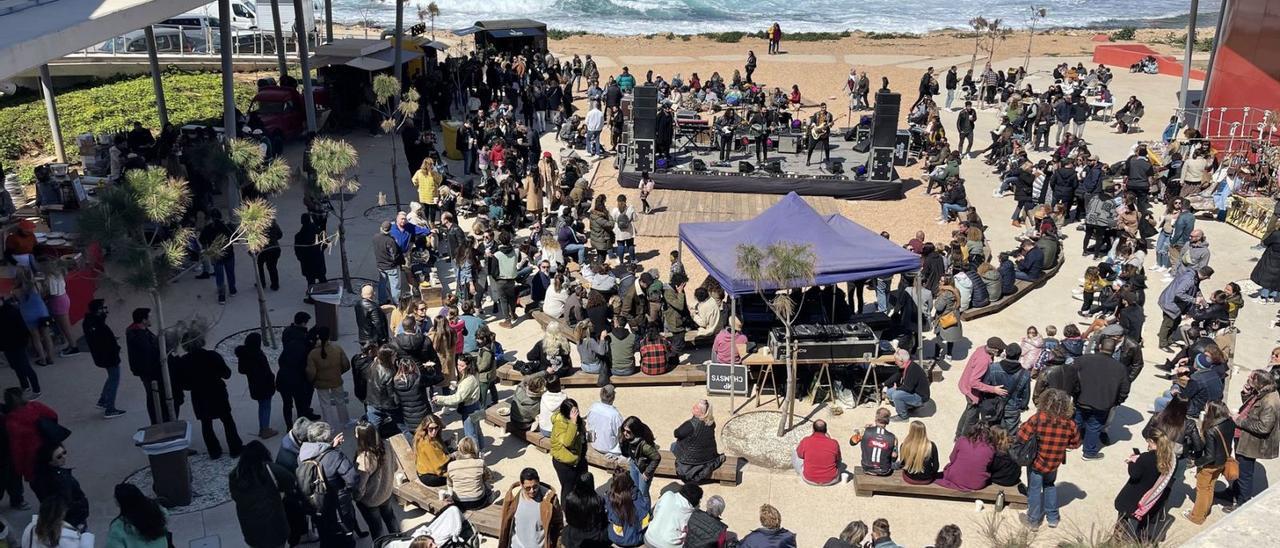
[673,419,719,465]
[364,363,398,411]
[1013,168,1035,202]
[276,324,311,395]
[393,371,433,431]
[1070,353,1131,411]
[684,509,731,548]
[1195,418,1237,468]
[945,70,958,90]
[372,232,403,270]
[1049,167,1078,196]
[184,348,233,420]
[392,332,433,363]
[1184,368,1225,418]
[236,345,276,401]
[0,300,29,352]
[229,461,301,548]
[125,324,161,379]
[82,313,120,368]
[32,465,89,528]
[355,298,388,345]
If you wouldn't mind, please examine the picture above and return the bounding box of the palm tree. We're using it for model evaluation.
[226,139,292,347]
[420,2,441,40]
[308,137,360,293]
[372,73,421,210]
[735,242,818,436]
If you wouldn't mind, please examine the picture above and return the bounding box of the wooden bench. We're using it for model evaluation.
[495,362,706,387]
[483,404,745,486]
[386,436,504,537]
[531,311,583,344]
[852,466,1028,508]
[961,255,1065,321]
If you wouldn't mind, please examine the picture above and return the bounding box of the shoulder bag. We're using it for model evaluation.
[1214,428,1239,481]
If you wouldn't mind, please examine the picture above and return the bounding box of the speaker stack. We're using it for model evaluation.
[867,89,900,183]
[631,86,658,173]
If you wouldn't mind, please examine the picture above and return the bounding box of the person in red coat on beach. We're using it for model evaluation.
[4,387,57,482]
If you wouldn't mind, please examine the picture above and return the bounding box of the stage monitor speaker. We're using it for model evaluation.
[634,140,654,173]
[830,159,844,174]
[869,147,894,182]
[777,134,801,154]
[764,160,783,174]
[691,158,707,171]
[893,130,911,166]
[843,128,857,142]
[871,91,900,148]
[738,161,755,174]
[851,137,871,153]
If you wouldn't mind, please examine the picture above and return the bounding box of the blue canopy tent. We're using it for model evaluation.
[677,192,926,366]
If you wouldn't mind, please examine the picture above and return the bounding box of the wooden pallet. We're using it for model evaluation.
[386,436,504,537]
[495,362,706,387]
[852,466,1028,508]
[483,404,745,486]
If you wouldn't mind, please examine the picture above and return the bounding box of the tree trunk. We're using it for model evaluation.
[337,198,353,293]
[1023,23,1036,75]
[970,38,980,71]
[151,290,176,419]
[777,322,796,437]
[252,252,277,348]
[390,130,403,210]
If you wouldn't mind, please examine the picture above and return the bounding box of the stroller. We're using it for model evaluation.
[373,513,481,548]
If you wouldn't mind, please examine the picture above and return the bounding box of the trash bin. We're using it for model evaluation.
[133,421,192,507]
[441,120,462,161]
[308,282,343,341]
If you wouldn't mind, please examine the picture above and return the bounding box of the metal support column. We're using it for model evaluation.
[144,26,169,128]
[38,65,65,163]
[1202,0,1232,129]
[218,0,236,140]
[294,0,317,132]
[392,0,405,103]
[270,0,287,79]
[1178,0,1200,114]
[325,0,334,44]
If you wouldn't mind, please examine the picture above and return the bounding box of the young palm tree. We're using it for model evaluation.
[308,137,360,293]
[736,242,817,436]
[372,73,421,210]
[226,139,292,346]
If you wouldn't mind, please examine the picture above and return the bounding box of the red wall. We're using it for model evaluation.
[1203,0,1280,137]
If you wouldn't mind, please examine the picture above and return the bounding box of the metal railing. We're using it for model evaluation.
[1175,106,1279,154]
[76,24,320,60]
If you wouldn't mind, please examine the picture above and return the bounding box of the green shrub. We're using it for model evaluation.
[782,31,851,42]
[546,29,587,40]
[865,31,921,40]
[1110,27,1137,41]
[0,70,255,164]
[1156,31,1215,52]
[701,31,746,43]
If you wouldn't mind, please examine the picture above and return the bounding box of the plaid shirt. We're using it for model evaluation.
[1018,411,1081,474]
[639,338,673,375]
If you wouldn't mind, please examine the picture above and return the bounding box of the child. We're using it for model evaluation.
[639,171,655,214]
[997,252,1016,296]
[1019,326,1044,371]
[669,250,685,280]
[1041,325,1060,354]
[1078,266,1103,316]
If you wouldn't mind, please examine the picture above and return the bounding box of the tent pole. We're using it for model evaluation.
[730,296,738,413]
[914,270,924,366]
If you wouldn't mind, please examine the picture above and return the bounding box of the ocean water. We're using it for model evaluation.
[329,0,1218,35]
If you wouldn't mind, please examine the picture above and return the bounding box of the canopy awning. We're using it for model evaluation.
[452,26,479,36]
[310,38,423,71]
[678,192,920,296]
[485,27,544,39]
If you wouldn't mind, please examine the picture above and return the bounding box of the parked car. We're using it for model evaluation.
[97,28,209,54]
[247,85,329,141]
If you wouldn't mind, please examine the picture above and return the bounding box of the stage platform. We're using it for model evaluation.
[618,129,905,200]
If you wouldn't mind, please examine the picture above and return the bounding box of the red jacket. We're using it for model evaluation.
[6,402,58,480]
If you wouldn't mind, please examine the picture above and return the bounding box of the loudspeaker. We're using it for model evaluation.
[632,86,658,140]
[869,147,894,182]
[777,134,801,154]
[843,128,857,141]
[894,130,911,166]
[764,160,783,174]
[691,158,707,171]
[738,161,755,174]
[851,138,871,153]
[830,159,844,174]
[871,90,900,149]
[634,140,654,173]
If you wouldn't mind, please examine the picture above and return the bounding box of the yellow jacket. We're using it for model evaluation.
[415,437,451,477]
[413,169,440,204]
[549,412,584,466]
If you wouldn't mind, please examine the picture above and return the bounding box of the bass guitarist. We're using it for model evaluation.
[806,102,835,166]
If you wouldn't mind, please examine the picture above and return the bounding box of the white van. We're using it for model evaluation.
[255,0,319,35]
[174,1,258,30]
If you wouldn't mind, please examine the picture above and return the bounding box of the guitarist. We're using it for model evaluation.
[715,107,741,162]
[748,104,771,163]
[806,102,835,166]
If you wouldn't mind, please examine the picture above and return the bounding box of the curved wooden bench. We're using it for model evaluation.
[387,436,503,537]
[961,254,1065,321]
[482,404,745,486]
[852,466,1028,508]
[496,363,706,387]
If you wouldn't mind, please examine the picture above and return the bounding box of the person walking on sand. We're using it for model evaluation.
[745,51,757,84]
[767,23,782,54]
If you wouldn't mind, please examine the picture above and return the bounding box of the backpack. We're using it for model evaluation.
[615,209,632,231]
[296,448,333,513]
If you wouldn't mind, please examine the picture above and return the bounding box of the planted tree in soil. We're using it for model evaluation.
[309,137,360,293]
[225,138,292,347]
[735,241,817,436]
[371,73,420,211]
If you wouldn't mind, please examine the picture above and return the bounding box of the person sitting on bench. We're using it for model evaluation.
[1014,239,1045,282]
[672,400,727,484]
[850,408,898,477]
[793,419,843,486]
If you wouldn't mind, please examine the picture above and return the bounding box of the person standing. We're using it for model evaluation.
[956,102,977,155]
[1156,266,1212,351]
[201,209,237,305]
[585,101,605,157]
[1113,430,1176,541]
[126,308,174,425]
[277,312,319,424]
[298,421,360,548]
[355,285,389,347]
[352,420,398,539]
[307,326,351,429]
[294,214,327,288]
[944,66,958,110]
[497,468,564,548]
[1125,145,1157,213]
[229,440,303,548]
[236,332,278,439]
[1017,388,1081,530]
[744,51,757,83]
[955,337,1008,438]
[433,354,484,450]
[1225,370,1280,511]
[911,67,935,110]
[548,398,587,495]
[82,300,125,418]
[372,221,404,305]
[1250,227,1280,303]
[1183,400,1235,524]
[767,23,782,54]
[1072,337,1131,460]
[256,219,283,291]
[184,337,244,459]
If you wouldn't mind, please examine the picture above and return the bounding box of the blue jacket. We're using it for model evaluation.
[1054,101,1072,123]
[604,488,651,546]
[390,221,430,253]
[1017,247,1045,279]
[739,527,798,548]
[1158,269,1201,318]
[1184,368,1225,418]
[1078,165,1104,196]
[998,259,1016,295]
[1170,211,1195,246]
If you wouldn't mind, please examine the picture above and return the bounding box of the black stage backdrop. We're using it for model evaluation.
[617,170,904,200]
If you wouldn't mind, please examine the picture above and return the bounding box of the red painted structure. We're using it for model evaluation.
[1202,0,1280,138]
[1092,43,1206,80]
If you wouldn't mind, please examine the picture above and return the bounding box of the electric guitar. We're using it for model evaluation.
[809,114,834,140]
